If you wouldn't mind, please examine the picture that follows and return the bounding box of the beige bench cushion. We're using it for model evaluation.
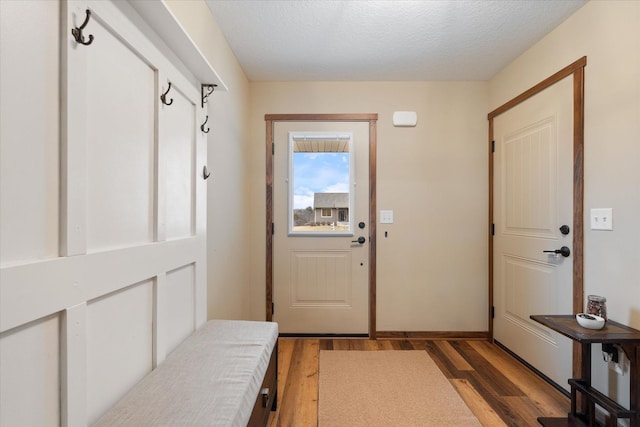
[94,319,278,427]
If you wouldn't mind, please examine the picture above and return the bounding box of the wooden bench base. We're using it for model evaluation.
[249,341,278,427]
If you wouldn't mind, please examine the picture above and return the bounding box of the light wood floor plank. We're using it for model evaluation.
[276,339,319,426]
[451,378,508,427]
[375,339,395,350]
[361,339,380,350]
[332,339,350,350]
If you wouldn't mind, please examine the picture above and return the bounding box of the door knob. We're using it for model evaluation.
[352,236,366,244]
[543,246,570,257]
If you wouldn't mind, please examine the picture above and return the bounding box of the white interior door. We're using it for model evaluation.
[493,76,573,389]
[273,122,369,334]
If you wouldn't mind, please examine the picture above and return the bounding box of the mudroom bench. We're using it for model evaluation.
[94,320,279,427]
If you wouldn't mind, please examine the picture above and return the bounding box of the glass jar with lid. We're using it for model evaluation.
[586,295,607,320]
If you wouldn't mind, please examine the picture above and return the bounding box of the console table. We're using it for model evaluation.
[531,315,640,427]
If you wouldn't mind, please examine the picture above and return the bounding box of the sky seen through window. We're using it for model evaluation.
[293,152,349,209]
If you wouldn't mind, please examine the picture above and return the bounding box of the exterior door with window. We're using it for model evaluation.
[273,121,369,334]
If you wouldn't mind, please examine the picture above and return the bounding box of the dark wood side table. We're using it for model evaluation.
[531,315,640,427]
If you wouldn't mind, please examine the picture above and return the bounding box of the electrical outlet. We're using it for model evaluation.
[590,208,613,230]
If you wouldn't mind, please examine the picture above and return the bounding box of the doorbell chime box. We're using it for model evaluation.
[392,111,418,127]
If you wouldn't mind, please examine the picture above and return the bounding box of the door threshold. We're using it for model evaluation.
[279,333,369,338]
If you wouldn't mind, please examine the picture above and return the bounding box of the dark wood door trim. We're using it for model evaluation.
[488,56,586,379]
[265,113,379,338]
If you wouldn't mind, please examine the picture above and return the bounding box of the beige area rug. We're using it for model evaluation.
[318,350,481,427]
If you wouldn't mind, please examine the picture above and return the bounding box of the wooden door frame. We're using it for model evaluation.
[265,114,379,338]
[488,57,586,378]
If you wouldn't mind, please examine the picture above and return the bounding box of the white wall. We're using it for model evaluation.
[166,0,253,321]
[489,0,640,410]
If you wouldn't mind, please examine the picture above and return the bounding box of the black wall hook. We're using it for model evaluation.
[161,82,173,106]
[203,166,211,180]
[201,84,217,108]
[71,9,94,46]
[200,116,210,134]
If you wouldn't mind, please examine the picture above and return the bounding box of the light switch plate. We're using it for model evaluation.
[380,210,393,224]
[590,208,613,230]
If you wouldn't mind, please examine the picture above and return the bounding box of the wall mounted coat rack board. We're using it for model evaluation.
[0,0,226,425]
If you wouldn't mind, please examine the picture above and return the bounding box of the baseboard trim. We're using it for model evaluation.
[277,331,491,340]
[375,331,490,340]
[279,333,369,338]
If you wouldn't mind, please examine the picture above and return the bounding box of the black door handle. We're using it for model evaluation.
[543,246,570,257]
[352,236,366,244]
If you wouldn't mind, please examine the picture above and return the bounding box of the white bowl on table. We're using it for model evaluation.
[576,313,605,330]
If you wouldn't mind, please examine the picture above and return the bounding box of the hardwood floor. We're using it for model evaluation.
[267,338,570,426]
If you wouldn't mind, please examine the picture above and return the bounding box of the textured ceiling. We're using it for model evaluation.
[205,0,587,81]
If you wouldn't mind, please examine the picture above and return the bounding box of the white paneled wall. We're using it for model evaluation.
[163,89,197,240]
[165,264,197,354]
[0,1,220,425]
[0,0,60,265]
[86,281,154,425]
[84,19,156,252]
[0,314,61,427]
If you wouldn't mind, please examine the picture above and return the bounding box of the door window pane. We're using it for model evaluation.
[289,133,353,235]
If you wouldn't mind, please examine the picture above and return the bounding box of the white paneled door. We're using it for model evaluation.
[273,122,370,334]
[493,76,574,389]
